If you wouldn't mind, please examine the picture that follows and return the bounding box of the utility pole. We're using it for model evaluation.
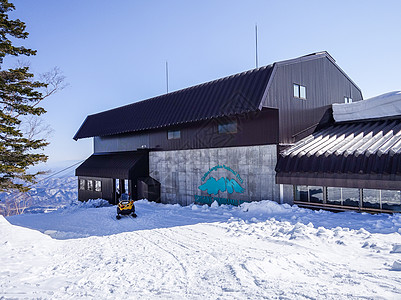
[255,24,259,68]
[166,61,169,94]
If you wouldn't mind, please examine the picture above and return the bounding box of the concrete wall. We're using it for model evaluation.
[149,145,290,206]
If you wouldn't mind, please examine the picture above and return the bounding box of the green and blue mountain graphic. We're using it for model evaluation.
[198,177,245,195]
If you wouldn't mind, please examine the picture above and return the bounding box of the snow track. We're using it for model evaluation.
[2,200,401,299]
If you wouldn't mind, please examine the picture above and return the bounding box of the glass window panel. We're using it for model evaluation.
[300,85,306,99]
[95,180,101,192]
[309,186,323,203]
[362,189,380,209]
[79,179,86,190]
[327,187,342,205]
[293,84,300,98]
[342,188,359,207]
[168,130,180,140]
[381,190,401,212]
[295,185,308,202]
[87,180,94,191]
[227,122,237,133]
[124,179,129,193]
[344,97,353,104]
[218,121,237,134]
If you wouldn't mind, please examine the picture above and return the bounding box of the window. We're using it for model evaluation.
[300,86,306,99]
[293,83,306,99]
[79,179,86,190]
[381,190,401,212]
[168,130,181,140]
[294,185,308,202]
[341,188,360,207]
[362,189,380,209]
[218,121,237,134]
[344,96,353,103]
[293,84,299,98]
[295,186,323,203]
[87,180,94,191]
[327,187,342,205]
[309,186,323,203]
[95,180,102,192]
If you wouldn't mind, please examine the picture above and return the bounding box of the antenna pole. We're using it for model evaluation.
[165,61,169,93]
[255,24,258,68]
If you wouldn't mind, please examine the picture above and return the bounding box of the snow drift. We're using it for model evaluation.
[333,91,401,122]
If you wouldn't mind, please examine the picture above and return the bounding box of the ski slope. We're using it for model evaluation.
[2,200,401,299]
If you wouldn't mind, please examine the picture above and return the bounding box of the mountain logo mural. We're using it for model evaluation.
[198,177,245,195]
[195,165,246,205]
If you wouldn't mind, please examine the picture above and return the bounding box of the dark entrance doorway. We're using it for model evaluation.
[76,151,149,203]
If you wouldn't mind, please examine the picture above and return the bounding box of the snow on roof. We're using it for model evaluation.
[332,91,401,122]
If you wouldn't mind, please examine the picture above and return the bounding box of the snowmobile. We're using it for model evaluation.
[116,193,137,219]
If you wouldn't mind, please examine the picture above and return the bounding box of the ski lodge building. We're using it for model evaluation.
[73,51,400,213]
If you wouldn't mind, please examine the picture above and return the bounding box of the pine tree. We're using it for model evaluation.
[0,0,61,192]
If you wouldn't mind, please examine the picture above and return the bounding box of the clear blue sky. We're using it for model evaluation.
[7,0,401,166]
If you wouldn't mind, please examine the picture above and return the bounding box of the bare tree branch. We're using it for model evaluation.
[19,115,54,142]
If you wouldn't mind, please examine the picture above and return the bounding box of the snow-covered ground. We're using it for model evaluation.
[2,199,401,299]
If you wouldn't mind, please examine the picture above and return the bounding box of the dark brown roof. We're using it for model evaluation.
[75,151,148,179]
[73,65,274,140]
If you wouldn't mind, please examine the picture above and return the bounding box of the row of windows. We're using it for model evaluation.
[80,179,102,192]
[294,83,353,104]
[344,96,353,103]
[167,121,238,140]
[295,185,401,212]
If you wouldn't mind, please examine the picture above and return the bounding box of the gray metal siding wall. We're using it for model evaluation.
[94,133,150,153]
[150,109,278,150]
[93,109,279,153]
[149,145,285,206]
[263,57,363,144]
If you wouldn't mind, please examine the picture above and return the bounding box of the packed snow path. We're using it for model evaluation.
[2,200,401,299]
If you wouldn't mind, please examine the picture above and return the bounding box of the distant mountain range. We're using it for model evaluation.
[0,176,78,216]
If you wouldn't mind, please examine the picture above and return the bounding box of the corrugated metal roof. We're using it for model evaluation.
[275,118,401,175]
[73,65,274,140]
[75,151,148,179]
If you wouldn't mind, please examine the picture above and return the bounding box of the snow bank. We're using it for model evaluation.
[240,199,292,214]
[0,215,52,243]
[332,91,401,122]
[65,198,111,210]
[391,260,401,271]
[391,244,401,253]
[6,199,401,240]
